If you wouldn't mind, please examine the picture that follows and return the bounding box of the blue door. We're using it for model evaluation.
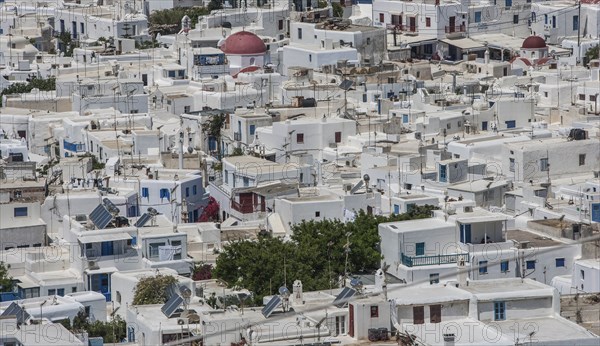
[592,203,600,222]
[505,120,516,128]
[90,274,111,301]
[439,165,447,182]
[402,114,409,123]
[101,241,113,256]
[460,224,472,243]
[393,204,400,214]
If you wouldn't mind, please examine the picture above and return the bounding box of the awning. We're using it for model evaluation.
[441,38,486,51]
[78,233,132,244]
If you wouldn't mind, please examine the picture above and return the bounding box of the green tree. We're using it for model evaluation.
[72,310,126,343]
[57,31,77,57]
[230,147,244,156]
[585,45,599,63]
[201,113,227,160]
[149,7,210,35]
[0,77,56,106]
[213,206,437,304]
[132,274,178,305]
[0,262,12,292]
[207,0,223,12]
[332,2,344,17]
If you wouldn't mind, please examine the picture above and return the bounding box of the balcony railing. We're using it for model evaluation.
[63,139,86,152]
[445,24,466,34]
[231,200,265,214]
[401,253,469,267]
[386,24,418,33]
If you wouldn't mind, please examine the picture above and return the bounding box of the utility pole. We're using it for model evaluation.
[577,0,581,64]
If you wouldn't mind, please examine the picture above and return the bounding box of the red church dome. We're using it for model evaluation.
[522,36,547,49]
[220,31,267,55]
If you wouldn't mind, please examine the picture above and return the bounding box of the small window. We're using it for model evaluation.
[526,260,536,270]
[185,187,190,197]
[296,133,304,143]
[250,124,256,136]
[540,158,549,171]
[379,13,384,22]
[555,258,565,267]
[579,94,586,101]
[309,54,312,62]
[335,131,342,143]
[117,291,122,303]
[72,287,77,293]
[494,301,506,321]
[479,261,488,274]
[278,19,284,30]
[501,260,509,273]
[513,15,519,24]
[429,273,440,285]
[141,187,149,198]
[579,154,585,166]
[297,28,302,39]
[193,185,197,195]
[14,207,28,217]
[474,12,482,23]
[446,123,451,130]
[370,306,379,318]
[426,17,431,27]
[581,270,585,279]
[572,15,579,31]
[48,289,56,296]
[159,188,170,200]
[315,211,321,217]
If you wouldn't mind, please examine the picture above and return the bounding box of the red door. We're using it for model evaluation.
[449,16,456,32]
[348,304,354,337]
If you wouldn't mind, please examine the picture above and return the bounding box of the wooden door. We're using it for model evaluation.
[430,304,441,323]
[413,306,424,324]
[349,304,354,337]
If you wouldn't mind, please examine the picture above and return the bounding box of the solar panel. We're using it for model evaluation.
[261,295,281,318]
[1,302,30,324]
[161,294,183,318]
[339,80,354,91]
[89,204,112,229]
[333,287,356,308]
[134,213,152,228]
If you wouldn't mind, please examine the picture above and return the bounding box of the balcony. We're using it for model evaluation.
[231,200,265,214]
[63,139,86,153]
[401,253,469,267]
[386,24,418,35]
[445,24,466,38]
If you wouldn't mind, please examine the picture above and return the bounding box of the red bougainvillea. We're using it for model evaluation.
[199,196,219,222]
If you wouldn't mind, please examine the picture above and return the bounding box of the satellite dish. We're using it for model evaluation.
[278,286,290,297]
[187,146,194,154]
[350,278,362,288]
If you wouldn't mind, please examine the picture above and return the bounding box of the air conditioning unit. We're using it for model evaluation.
[177,318,189,325]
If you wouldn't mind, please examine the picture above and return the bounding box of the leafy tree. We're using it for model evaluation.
[71,310,126,343]
[207,0,223,12]
[230,147,244,157]
[318,0,328,8]
[201,113,227,160]
[0,262,12,292]
[149,7,210,35]
[132,274,178,305]
[213,206,437,304]
[0,77,54,106]
[332,2,344,17]
[585,45,599,63]
[57,31,77,57]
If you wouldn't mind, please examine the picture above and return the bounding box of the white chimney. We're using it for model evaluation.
[374,268,385,293]
[293,280,304,304]
[484,49,489,64]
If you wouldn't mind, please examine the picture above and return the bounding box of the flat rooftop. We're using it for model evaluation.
[507,229,563,248]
